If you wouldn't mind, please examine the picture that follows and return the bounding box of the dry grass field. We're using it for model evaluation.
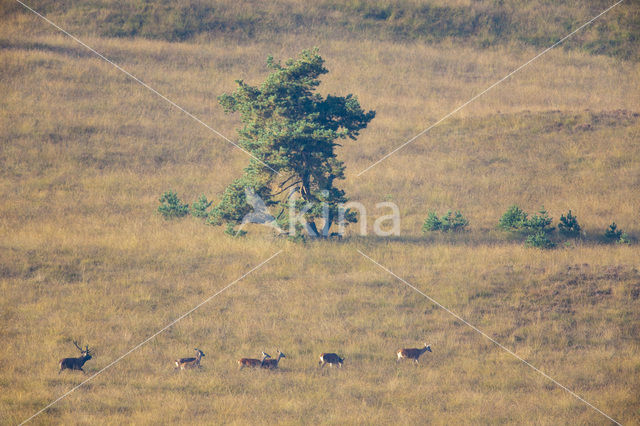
[1,1,639,424]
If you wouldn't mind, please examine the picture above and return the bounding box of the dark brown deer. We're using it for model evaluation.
[174,348,205,370]
[237,351,271,369]
[319,353,343,368]
[261,350,285,369]
[396,343,431,364]
[59,341,93,374]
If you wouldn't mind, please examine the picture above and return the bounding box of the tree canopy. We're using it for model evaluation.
[209,48,375,238]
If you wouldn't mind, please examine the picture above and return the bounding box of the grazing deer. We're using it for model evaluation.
[319,353,343,368]
[397,343,432,364]
[261,350,286,369]
[175,348,205,370]
[59,341,93,374]
[237,351,271,369]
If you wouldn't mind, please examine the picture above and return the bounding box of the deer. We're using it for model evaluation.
[261,350,286,369]
[396,343,432,364]
[237,351,271,369]
[59,340,93,374]
[174,348,205,370]
[319,353,343,368]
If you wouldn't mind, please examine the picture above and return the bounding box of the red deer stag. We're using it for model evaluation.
[59,340,93,374]
[237,351,271,369]
[396,343,432,364]
[319,353,343,368]
[175,348,205,370]
[261,350,286,369]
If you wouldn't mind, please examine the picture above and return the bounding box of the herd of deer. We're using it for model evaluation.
[59,341,432,374]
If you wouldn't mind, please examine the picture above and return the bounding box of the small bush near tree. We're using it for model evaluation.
[498,205,528,232]
[525,231,556,249]
[558,210,581,238]
[422,210,469,233]
[604,222,630,244]
[498,205,555,249]
[191,194,212,218]
[525,207,554,234]
[158,190,189,219]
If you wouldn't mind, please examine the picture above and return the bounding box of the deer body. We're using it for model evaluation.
[397,343,431,364]
[175,348,205,370]
[319,353,343,368]
[238,352,270,369]
[59,341,93,374]
[261,350,285,369]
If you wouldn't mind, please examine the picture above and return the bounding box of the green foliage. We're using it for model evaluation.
[212,48,374,237]
[525,207,554,234]
[558,210,581,238]
[604,222,630,244]
[224,223,247,238]
[499,205,555,248]
[157,190,189,219]
[422,210,469,233]
[525,231,556,249]
[190,194,212,218]
[422,211,442,232]
[498,205,528,232]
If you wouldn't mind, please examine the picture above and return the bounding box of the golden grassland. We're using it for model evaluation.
[1,7,639,425]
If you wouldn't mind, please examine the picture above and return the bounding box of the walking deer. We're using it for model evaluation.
[237,351,271,369]
[59,341,93,374]
[396,343,432,364]
[319,353,343,368]
[261,350,286,369]
[175,348,205,370]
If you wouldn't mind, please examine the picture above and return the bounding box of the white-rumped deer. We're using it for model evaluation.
[59,340,93,374]
[237,351,271,369]
[319,353,343,368]
[396,343,432,364]
[261,350,285,369]
[174,348,205,370]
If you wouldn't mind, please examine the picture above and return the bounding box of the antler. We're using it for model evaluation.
[73,340,83,352]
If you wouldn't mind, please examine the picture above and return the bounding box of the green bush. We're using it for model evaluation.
[498,205,528,231]
[422,211,442,232]
[157,190,189,219]
[191,194,212,218]
[558,210,581,238]
[525,231,556,249]
[422,210,469,233]
[224,223,247,238]
[499,205,556,249]
[604,222,630,244]
[525,207,554,234]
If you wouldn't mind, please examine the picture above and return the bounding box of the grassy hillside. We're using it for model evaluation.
[1,1,639,425]
[2,0,639,60]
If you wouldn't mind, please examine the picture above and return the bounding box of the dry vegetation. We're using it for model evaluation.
[1,1,639,424]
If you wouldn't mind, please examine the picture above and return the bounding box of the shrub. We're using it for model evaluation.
[158,190,189,219]
[499,205,556,249]
[604,222,622,241]
[498,205,528,231]
[558,210,581,238]
[224,223,246,238]
[604,222,630,244]
[191,194,212,218]
[525,207,554,234]
[423,210,469,233]
[525,231,556,249]
[422,211,442,232]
